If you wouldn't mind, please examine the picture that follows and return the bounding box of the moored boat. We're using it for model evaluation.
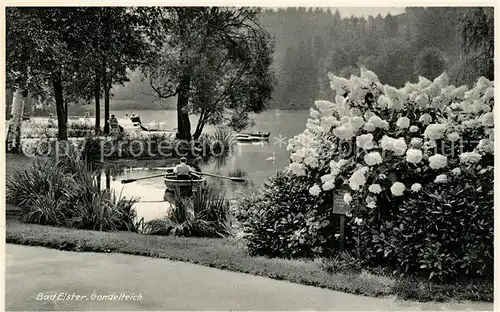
[237,132,270,138]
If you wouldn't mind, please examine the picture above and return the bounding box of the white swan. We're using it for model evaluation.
[265,152,276,162]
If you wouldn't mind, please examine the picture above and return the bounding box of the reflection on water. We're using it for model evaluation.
[94,109,310,223]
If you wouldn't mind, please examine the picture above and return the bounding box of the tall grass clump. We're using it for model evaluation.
[144,185,232,238]
[6,149,138,232]
[208,126,237,156]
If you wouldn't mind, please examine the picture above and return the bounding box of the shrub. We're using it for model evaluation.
[6,152,137,231]
[235,172,338,258]
[144,185,232,238]
[245,68,494,282]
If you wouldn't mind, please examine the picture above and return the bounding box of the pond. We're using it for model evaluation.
[97,109,310,222]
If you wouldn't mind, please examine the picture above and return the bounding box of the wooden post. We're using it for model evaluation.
[339,214,345,251]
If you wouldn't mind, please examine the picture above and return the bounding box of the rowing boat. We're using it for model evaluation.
[162,168,206,189]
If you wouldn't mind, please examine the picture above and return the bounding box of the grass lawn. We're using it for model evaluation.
[6,219,492,303]
[4,153,493,303]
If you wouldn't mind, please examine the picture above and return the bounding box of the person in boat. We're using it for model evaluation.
[174,157,198,197]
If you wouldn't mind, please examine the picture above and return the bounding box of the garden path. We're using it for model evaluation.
[6,244,493,311]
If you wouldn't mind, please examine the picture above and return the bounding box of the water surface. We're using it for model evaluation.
[97,109,310,222]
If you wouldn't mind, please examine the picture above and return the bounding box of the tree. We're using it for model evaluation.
[414,47,446,80]
[451,7,494,85]
[64,8,149,134]
[146,7,275,140]
[6,7,84,141]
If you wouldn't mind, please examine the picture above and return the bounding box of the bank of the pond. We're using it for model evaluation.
[5,219,493,303]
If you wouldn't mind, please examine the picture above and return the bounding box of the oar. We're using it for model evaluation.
[193,171,246,183]
[151,167,246,183]
[121,174,166,184]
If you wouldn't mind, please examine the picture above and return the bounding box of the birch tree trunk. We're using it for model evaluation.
[7,89,26,153]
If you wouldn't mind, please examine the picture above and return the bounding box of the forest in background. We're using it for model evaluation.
[6,7,493,115]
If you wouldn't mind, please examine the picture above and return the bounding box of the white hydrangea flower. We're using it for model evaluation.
[434,174,448,184]
[392,138,407,156]
[309,184,321,196]
[368,184,382,194]
[315,100,334,114]
[451,85,468,100]
[364,122,376,132]
[431,95,448,111]
[337,159,349,168]
[350,116,365,131]
[410,138,423,148]
[340,116,350,124]
[415,93,429,108]
[364,111,375,120]
[424,124,447,140]
[368,115,384,128]
[321,174,335,184]
[354,217,363,225]
[380,135,395,150]
[451,168,461,176]
[321,116,339,128]
[384,85,404,110]
[396,117,410,129]
[304,155,319,168]
[406,149,423,164]
[390,182,405,196]
[411,183,422,193]
[377,95,389,109]
[388,98,404,110]
[343,192,353,204]
[360,66,380,83]
[463,118,482,129]
[356,134,374,150]
[290,153,303,162]
[418,113,433,125]
[364,152,383,166]
[289,162,306,176]
[329,74,351,95]
[459,152,482,164]
[433,72,450,88]
[409,125,419,133]
[417,76,432,89]
[446,132,460,142]
[483,87,494,101]
[365,196,377,208]
[310,108,321,119]
[322,180,335,191]
[410,91,419,102]
[349,166,369,190]
[481,112,494,127]
[429,154,448,169]
[333,125,355,141]
[476,139,494,154]
[423,82,442,98]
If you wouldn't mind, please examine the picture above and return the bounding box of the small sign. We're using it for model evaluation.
[332,191,352,215]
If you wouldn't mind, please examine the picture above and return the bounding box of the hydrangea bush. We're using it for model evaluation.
[237,68,494,281]
[282,68,494,281]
